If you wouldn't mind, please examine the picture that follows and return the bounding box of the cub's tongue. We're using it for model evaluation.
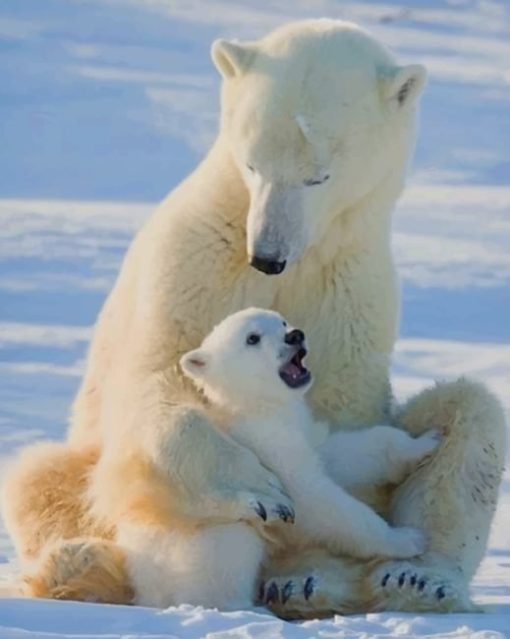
[283,361,302,378]
[279,348,311,389]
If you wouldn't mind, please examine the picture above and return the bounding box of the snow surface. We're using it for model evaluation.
[0,0,509,637]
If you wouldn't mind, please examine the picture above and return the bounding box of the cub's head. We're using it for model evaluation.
[212,19,426,275]
[180,308,311,410]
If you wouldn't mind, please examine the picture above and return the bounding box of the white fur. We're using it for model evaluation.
[172,308,437,606]
[2,19,505,615]
[320,426,441,489]
[66,21,427,534]
[119,522,264,610]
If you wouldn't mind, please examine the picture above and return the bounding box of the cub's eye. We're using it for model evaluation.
[246,333,261,345]
[246,164,255,173]
[304,174,330,187]
[282,321,287,327]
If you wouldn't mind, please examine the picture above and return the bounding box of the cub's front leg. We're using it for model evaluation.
[292,468,426,560]
[320,426,441,489]
[275,429,426,562]
[92,388,295,530]
[157,404,296,525]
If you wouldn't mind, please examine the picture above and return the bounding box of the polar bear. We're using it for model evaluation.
[155,307,440,610]
[1,19,506,616]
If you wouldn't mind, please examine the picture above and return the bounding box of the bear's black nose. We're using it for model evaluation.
[285,329,305,345]
[250,255,287,275]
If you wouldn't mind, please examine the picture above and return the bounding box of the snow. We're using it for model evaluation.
[1,600,510,639]
[0,0,509,637]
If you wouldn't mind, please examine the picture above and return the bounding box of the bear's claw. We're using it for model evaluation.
[381,573,390,587]
[281,580,294,604]
[247,493,294,526]
[274,504,295,523]
[371,561,476,611]
[259,574,316,610]
[303,576,316,600]
[265,582,280,604]
[254,501,267,521]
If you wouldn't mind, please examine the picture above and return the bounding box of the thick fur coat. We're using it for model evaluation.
[1,19,506,616]
[168,308,439,609]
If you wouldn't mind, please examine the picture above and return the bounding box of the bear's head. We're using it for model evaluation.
[212,19,426,275]
[180,307,311,410]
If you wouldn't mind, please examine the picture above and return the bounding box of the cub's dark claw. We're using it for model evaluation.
[436,586,446,600]
[381,573,391,587]
[410,574,417,586]
[281,580,294,604]
[255,501,267,521]
[304,576,316,600]
[265,582,279,604]
[275,504,295,523]
[398,572,406,587]
[418,578,427,592]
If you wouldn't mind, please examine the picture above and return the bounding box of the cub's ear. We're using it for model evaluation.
[180,349,209,379]
[211,39,254,79]
[381,64,427,108]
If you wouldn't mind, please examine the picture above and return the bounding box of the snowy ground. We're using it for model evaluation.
[0,0,509,637]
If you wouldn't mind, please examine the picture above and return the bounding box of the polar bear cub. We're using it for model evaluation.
[178,307,439,608]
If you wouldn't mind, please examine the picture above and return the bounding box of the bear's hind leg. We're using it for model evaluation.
[369,378,506,612]
[259,550,371,619]
[23,537,134,604]
[1,441,104,562]
[367,559,477,612]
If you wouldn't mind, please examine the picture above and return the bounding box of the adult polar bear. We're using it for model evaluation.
[2,19,506,616]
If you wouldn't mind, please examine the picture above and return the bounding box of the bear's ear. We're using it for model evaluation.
[211,39,254,79]
[180,349,209,379]
[381,64,427,108]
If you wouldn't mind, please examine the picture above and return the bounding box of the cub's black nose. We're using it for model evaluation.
[250,255,287,275]
[285,329,305,345]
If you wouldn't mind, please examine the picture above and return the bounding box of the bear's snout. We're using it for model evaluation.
[249,255,287,275]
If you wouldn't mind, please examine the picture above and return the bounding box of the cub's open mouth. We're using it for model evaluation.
[279,347,311,389]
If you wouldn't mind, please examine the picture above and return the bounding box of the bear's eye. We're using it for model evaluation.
[246,164,255,173]
[304,174,330,187]
[246,333,261,346]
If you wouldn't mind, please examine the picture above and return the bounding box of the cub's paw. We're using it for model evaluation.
[238,491,295,525]
[408,429,442,462]
[390,430,442,482]
[382,526,426,559]
[208,448,295,525]
[234,450,295,524]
